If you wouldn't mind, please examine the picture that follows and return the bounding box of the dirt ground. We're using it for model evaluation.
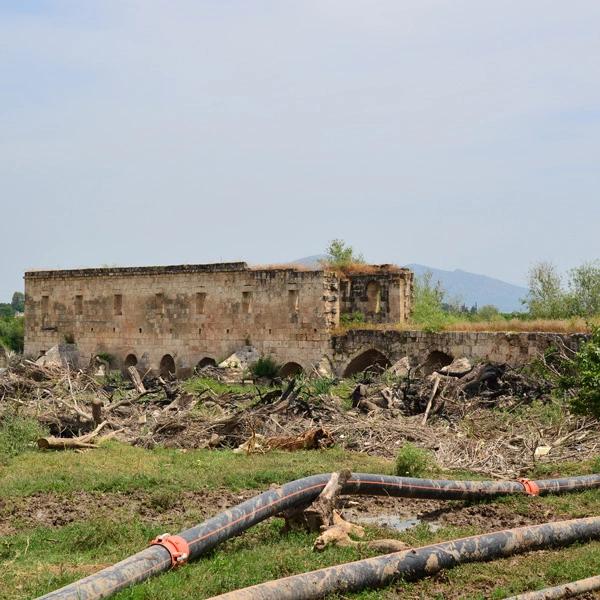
[0,486,567,537]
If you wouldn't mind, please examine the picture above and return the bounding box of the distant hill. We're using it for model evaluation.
[407,264,527,313]
[292,256,527,312]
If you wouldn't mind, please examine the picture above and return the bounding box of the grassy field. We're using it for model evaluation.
[2,443,600,599]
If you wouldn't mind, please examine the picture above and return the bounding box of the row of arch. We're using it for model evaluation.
[341,348,454,377]
[119,349,454,380]
[121,354,305,379]
[123,353,177,378]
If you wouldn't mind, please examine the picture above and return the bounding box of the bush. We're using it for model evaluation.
[323,239,365,269]
[411,272,456,332]
[394,443,433,477]
[0,415,48,461]
[0,315,24,353]
[307,376,336,396]
[250,356,280,379]
[340,311,365,326]
[561,327,600,417]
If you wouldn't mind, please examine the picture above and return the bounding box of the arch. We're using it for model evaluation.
[196,357,217,370]
[366,280,381,314]
[421,350,453,375]
[159,354,176,378]
[343,349,391,378]
[279,362,304,378]
[124,353,138,368]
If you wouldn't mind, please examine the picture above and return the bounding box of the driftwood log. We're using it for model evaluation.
[37,421,119,450]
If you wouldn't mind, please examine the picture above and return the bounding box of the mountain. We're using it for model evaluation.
[293,255,326,268]
[407,264,527,313]
[292,256,527,312]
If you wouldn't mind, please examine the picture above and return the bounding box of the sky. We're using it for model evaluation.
[1,0,600,300]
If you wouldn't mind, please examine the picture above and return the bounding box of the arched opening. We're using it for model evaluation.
[366,281,381,314]
[279,362,303,378]
[421,351,453,375]
[124,353,137,368]
[196,357,216,370]
[160,354,176,378]
[343,349,391,378]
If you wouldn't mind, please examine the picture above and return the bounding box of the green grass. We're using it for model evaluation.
[2,443,600,599]
[0,415,48,463]
[0,442,392,496]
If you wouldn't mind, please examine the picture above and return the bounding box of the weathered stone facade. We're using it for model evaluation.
[332,329,587,376]
[25,262,579,378]
[24,262,413,376]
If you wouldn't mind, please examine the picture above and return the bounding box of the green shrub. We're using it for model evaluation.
[0,415,48,461]
[95,352,115,365]
[394,442,433,477]
[0,315,24,353]
[340,311,366,326]
[308,376,337,396]
[250,356,280,379]
[561,327,600,417]
[410,272,457,332]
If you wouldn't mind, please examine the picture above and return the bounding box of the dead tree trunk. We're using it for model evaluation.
[128,366,146,394]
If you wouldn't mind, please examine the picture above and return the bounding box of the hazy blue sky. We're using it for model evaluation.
[2,1,599,299]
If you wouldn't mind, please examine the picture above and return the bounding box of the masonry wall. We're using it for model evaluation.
[331,329,587,376]
[340,270,413,324]
[24,263,339,376]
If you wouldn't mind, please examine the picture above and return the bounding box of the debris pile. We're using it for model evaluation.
[0,355,598,477]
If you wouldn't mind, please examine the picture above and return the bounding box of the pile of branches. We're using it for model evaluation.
[0,360,205,448]
[2,355,599,477]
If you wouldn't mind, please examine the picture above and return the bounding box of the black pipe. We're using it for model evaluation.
[36,472,600,600]
[505,575,600,599]
[207,517,600,600]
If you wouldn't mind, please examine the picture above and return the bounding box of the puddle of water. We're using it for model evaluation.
[352,514,441,533]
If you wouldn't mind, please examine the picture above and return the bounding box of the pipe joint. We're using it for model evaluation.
[149,534,190,568]
[518,478,540,496]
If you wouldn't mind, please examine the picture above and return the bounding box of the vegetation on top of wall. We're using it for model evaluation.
[322,239,365,269]
[340,311,365,326]
[335,258,599,334]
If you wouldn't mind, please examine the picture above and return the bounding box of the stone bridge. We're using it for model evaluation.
[329,329,587,377]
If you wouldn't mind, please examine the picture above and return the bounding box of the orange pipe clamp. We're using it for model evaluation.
[518,478,540,496]
[149,534,190,567]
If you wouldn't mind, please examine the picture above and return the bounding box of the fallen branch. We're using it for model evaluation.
[37,420,110,451]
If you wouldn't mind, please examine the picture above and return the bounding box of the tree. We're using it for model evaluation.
[323,239,364,269]
[566,261,600,317]
[0,315,24,353]
[411,271,449,331]
[477,304,501,321]
[11,292,24,313]
[523,261,566,319]
[560,327,600,417]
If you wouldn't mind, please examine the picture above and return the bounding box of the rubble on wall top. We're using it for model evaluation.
[24,262,250,279]
[24,261,412,280]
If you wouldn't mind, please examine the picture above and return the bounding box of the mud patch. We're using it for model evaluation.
[0,489,256,535]
[0,489,570,538]
[341,495,563,534]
